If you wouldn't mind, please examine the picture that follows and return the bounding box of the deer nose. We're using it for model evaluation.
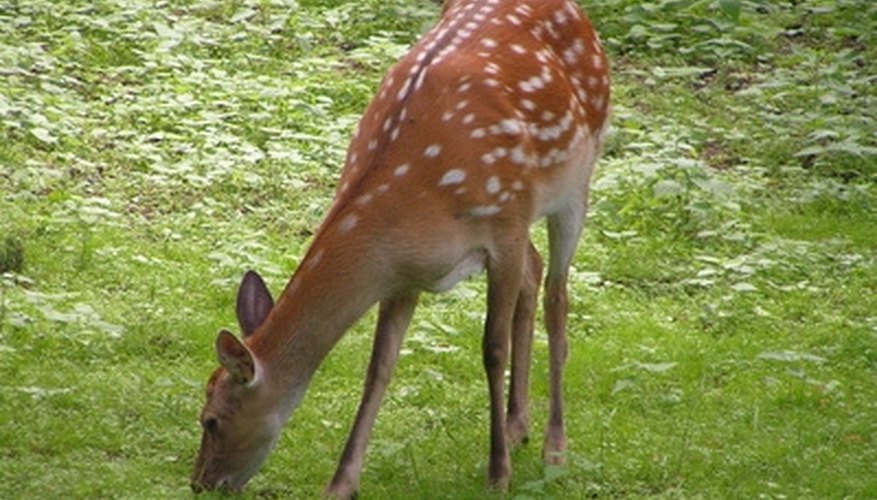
[190,473,217,493]
[190,479,224,494]
[191,476,235,494]
[190,480,205,494]
[191,466,212,493]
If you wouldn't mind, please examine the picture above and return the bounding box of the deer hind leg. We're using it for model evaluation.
[326,294,419,499]
[506,240,543,446]
[483,233,529,491]
[543,200,588,466]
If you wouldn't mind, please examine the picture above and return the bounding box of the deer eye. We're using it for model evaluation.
[201,416,219,434]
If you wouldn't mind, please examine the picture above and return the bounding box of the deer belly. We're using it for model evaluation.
[424,248,488,293]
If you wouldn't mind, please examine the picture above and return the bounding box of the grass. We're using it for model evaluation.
[1,0,876,498]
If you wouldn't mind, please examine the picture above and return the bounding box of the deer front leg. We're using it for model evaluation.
[326,294,418,499]
[483,240,527,491]
[506,241,543,446]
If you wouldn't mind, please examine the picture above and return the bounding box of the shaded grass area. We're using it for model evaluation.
[1,0,876,498]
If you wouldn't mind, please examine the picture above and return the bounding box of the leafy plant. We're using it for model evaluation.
[0,0,875,498]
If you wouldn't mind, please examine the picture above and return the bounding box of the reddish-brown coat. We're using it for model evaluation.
[193,1,610,496]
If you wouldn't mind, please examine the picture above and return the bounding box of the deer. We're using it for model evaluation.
[191,0,610,496]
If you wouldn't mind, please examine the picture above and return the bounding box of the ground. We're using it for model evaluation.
[1,0,875,498]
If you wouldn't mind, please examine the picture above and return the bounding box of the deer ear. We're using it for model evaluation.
[236,270,274,338]
[216,330,256,385]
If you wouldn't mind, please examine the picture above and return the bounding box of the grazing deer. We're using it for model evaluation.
[191,0,610,496]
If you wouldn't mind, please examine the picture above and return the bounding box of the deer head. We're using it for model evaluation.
[191,271,283,492]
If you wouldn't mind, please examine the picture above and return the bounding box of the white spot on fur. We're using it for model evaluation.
[306,248,324,269]
[397,77,412,101]
[468,205,502,217]
[394,163,410,176]
[339,214,358,232]
[563,47,578,65]
[535,49,550,63]
[515,4,533,16]
[519,76,545,93]
[499,119,523,135]
[424,144,442,158]
[414,67,428,90]
[510,146,527,165]
[486,176,501,194]
[439,169,466,186]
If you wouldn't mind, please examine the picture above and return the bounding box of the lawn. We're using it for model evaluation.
[1,0,875,498]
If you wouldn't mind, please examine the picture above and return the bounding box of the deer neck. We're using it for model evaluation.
[246,222,387,407]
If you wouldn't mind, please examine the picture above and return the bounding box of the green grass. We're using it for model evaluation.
[1,0,876,498]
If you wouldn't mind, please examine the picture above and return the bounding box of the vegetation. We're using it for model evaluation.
[1,0,874,498]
